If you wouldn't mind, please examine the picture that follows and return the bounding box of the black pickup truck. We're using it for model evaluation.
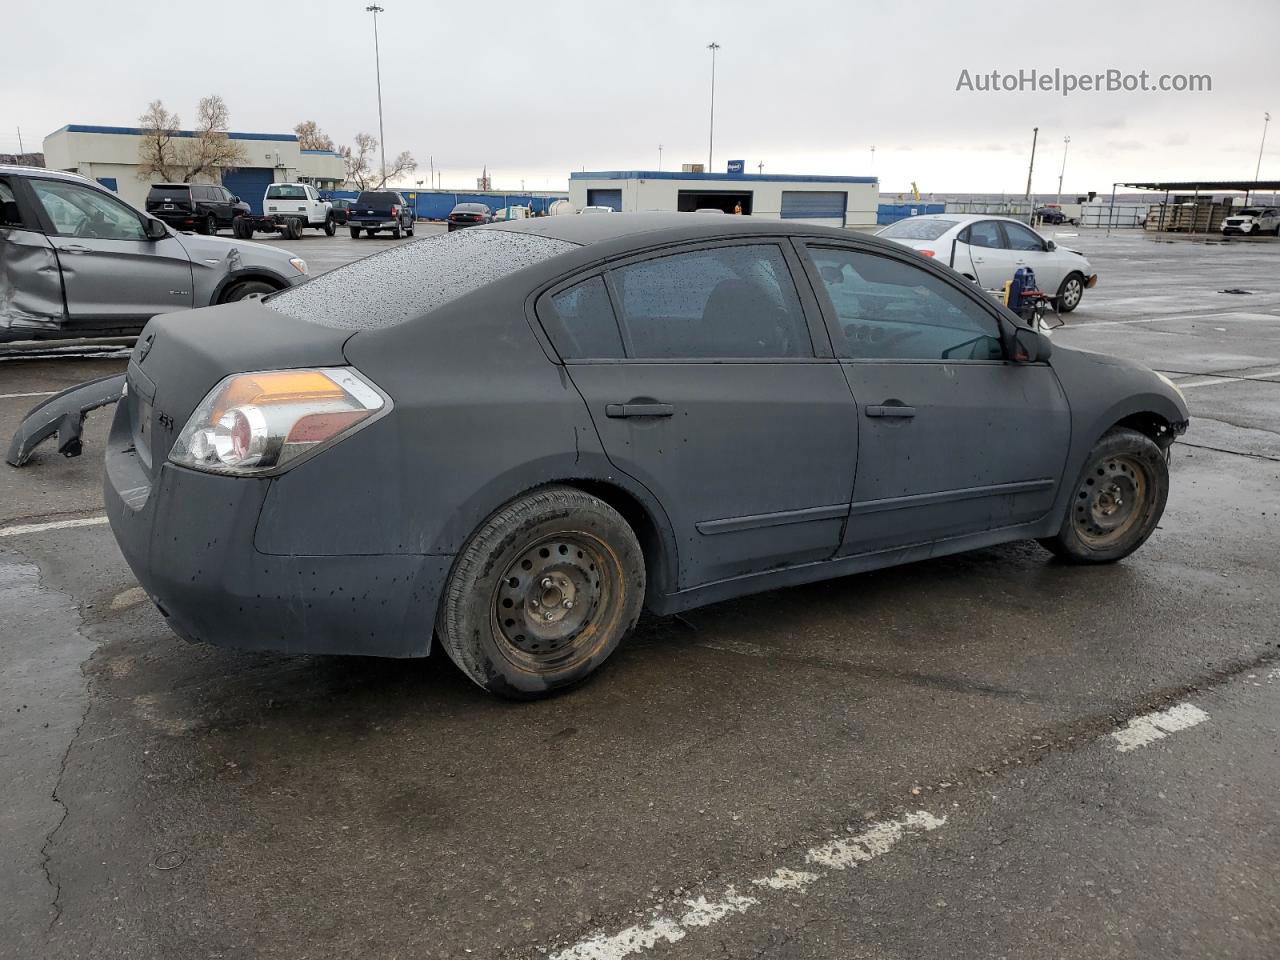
[347,190,416,239]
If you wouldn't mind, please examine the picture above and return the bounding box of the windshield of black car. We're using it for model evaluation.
[267,185,308,199]
[266,229,577,329]
[878,218,953,240]
[356,192,399,206]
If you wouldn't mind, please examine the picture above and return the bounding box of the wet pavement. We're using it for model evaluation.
[0,227,1277,959]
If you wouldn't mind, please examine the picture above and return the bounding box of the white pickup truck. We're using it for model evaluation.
[234,183,335,240]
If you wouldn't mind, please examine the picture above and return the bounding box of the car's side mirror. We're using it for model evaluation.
[1012,326,1052,362]
[1045,239,1056,251]
[144,217,168,240]
[232,195,240,202]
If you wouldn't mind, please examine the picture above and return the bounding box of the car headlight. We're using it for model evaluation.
[169,368,386,475]
[289,257,308,275]
[1154,370,1186,404]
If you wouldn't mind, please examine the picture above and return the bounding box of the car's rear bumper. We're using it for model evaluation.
[349,220,399,229]
[103,402,451,658]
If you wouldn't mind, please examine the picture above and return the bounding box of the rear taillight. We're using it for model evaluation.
[391,205,399,216]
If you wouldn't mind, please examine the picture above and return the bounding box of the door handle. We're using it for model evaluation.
[865,404,916,418]
[605,402,674,418]
[972,256,985,263]
[59,244,91,254]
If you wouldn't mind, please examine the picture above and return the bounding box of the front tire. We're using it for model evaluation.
[324,216,336,237]
[221,279,277,303]
[392,224,402,239]
[1057,272,1085,313]
[436,487,645,699]
[1038,427,1169,564]
[203,213,217,236]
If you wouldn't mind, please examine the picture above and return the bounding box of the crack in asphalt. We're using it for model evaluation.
[1176,439,1280,462]
[1156,368,1280,385]
[39,663,91,935]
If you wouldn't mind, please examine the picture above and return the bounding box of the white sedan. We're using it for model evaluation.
[877,214,1098,312]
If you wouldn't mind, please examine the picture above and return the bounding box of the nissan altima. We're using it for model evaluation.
[105,214,1188,698]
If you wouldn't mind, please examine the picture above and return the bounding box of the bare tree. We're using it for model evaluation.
[377,150,418,188]
[294,120,335,152]
[137,100,183,181]
[178,95,248,182]
[337,133,378,189]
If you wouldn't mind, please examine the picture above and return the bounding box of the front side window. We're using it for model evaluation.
[543,276,624,359]
[609,244,811,359]
[32,179,146,240]
[1003,222,1046,252]
[808,247,1004,362]
[964,220,1004,249]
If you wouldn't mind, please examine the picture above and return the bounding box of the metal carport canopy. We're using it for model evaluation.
[1119,180,1280,191]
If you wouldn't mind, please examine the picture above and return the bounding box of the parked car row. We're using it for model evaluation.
[1,165,308,342]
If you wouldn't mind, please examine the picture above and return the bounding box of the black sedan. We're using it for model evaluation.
[446,202,491,231]
[104,214,1188,699]
[329,198,353,225]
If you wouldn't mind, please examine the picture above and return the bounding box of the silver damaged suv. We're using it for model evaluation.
[1,165,309,343]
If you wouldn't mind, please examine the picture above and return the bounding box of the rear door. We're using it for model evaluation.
[796,240,1070,556]
[955,219,1018,289]
[28,177,194,328]
[1,175,67,336]
[542,240,860,589]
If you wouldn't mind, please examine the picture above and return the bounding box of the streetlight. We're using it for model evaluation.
[1256,112,1271,182]
[658,144,663,172]
[1056,135,1071,206]
[366,4,387,185]
[707,42,720,172]
[870,145,875,168]
[1024,126,1039,200]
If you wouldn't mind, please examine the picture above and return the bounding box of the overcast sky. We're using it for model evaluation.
[6,0,1278,195]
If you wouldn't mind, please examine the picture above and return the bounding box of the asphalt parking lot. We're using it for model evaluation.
[2,225,1278,959]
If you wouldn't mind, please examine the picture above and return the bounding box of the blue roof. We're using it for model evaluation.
[53,124,298,142]
[570,170,877,184]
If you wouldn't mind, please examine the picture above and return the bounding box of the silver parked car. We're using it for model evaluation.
[0,165,309,343]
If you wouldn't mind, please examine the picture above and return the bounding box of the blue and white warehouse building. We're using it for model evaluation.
[569,170,879,228]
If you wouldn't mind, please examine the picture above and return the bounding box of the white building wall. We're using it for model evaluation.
[570,175,879,228]
[41,127,345,207]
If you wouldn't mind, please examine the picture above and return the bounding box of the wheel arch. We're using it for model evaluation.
[1111,411,1180,450]
[210,268,290,305]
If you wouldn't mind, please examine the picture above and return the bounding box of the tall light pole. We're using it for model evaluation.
[658,144,663,171]
[1256,112,1271,182]
[1024,126,1039,200]
[1056,135,1071,206]
[366,4,387,185]
[870,145,875,169]
[706,42,720,172]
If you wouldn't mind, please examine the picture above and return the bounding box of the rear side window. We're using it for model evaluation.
[267,185,308,199]
[543,277,624,359]
[609,244,811,359]
[267,229,577,329]
[878,218,952,240]
[0,178,24,228]
[964,221,1005,249]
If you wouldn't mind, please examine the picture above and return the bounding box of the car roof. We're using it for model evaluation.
[484,211,889,247]
[0,164,97,186]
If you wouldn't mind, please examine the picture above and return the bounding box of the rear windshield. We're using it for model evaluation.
[452,203,488,214]
[356,191,399,205]
[266,229,578,329]
[877,218,953,240]
[148,185,190,200]
[267,185,308,199]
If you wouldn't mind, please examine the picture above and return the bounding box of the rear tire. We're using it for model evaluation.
[435,486,645,699]
[1057,272,1085,313]
[324,216,336,237]
[1038,427,1169,564]
[392,224,402,239]
[406,222,414,236]
[349,227,361,239]
[203,213,217,236]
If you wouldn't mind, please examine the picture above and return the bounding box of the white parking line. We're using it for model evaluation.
[0,515,109,538]
[1175,368,1280,390]
[1111,703,1209,752]
[548,811,945,960]
[0,391,55,400]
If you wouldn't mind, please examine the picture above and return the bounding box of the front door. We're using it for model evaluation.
[797,241,1070,556]
[28,177,194,328]
[1001,219,1065,292]
[544,241,859,589]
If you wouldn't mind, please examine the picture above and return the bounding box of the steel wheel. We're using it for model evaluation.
[1070,454,1151,547]
[491,532,619,671]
